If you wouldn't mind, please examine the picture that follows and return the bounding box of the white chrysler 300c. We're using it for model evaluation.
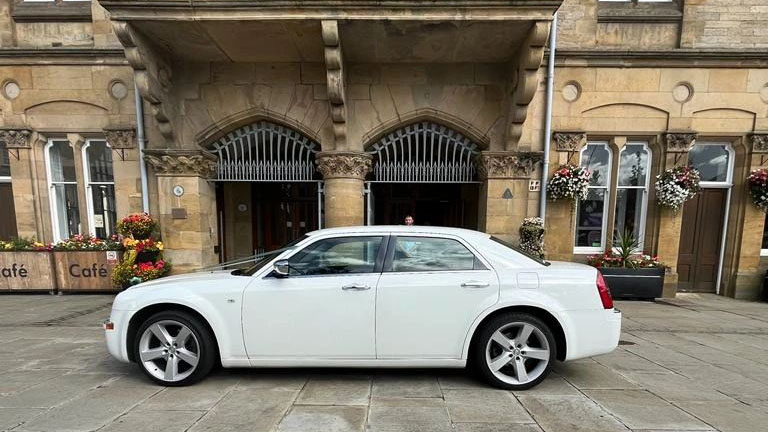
[105,226,621,390]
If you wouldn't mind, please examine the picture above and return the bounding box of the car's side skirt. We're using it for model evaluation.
[222,358,467,368]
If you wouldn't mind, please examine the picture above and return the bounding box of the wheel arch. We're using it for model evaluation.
[464,305,567,362]
[126,303,222,363]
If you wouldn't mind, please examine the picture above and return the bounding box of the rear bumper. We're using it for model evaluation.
[563,308,622,361]
[104,309,132,363]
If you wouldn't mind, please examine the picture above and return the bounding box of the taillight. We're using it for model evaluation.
[596,272,614,309]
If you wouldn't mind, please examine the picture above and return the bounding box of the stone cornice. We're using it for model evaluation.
[103,127,137,150]
[665,132,697,153]
[144,149,218,178]
[316,151,372,180]
[551,49,768,68]
[476,151,542,180]
[0,48,128,66]
[0,128,33,148]
[552,132,587,152]
[751,134,768,154]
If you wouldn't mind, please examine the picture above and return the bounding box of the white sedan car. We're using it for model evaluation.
[105,226,620,390]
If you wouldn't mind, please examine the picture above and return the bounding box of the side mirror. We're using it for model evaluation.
[273,259,291,277]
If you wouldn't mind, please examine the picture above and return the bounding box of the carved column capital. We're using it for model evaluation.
[476,151,542,180]
[144,149,218,178]
[316,151,372,180]
[750,133,768,154]
[664,132,697,153]
[553,132,587,152]
[103,127,136,149]
[0,128,32,148]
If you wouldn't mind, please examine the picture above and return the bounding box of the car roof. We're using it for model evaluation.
[306,225,491,239]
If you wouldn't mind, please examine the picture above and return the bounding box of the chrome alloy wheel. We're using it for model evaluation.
[485,322,550,386]
[139,320,200,383]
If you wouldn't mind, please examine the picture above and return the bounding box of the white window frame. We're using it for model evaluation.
[574,142,612,255]
[45,139,80,243]
[82,139,115,238]
[0,141,10,184]
[690,142,734,189]
[615,142,651,250]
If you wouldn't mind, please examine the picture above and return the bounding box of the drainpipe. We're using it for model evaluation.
[134,82,149,213]
[539,12,558,223]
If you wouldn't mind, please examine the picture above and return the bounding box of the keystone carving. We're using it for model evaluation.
[553,132,587,152]
[0,128,32,148]
[665,132,697,153]
[322,20,347,147]
[144,150,218,178]
[316,151,372,179]
[476,151,543,180]
[103,127,136,149]
[506,21,550,150]
[750,133,768,154]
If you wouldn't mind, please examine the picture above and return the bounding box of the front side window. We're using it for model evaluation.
[615,143,650,246]
[46,140,80,242]
[83,140,116,238]
[689,144,730,183]
[575,143,612,251]
[390,236,485,272]
[289,236,382,275]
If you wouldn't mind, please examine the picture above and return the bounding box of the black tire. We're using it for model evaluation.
[471,312,556,391]
[133,310,216,386]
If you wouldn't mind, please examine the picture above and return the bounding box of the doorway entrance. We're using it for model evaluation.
[252,182,319,253]
[368,183,479,228]
[677,189,727,292]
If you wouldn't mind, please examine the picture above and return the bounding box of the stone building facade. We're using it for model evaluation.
[0,0,766,299]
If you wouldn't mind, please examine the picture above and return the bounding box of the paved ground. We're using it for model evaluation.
[1,294,768,432]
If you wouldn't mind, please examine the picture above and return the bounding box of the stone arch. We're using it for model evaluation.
[24,100,109,115]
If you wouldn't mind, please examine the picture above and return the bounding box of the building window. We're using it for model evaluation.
[575,142,612,253]
[689,143,731,184]
[762,213,768,257]
[615,143,650,247]
[0,140,10,180]
[45,140,81,242]
[83,140,117,239]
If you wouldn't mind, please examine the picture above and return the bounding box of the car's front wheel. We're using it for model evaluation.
[134,310,216,386]
[473,312,556,390]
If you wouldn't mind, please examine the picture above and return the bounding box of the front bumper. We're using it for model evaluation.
[563,308,622,361]
[104,309,132,363]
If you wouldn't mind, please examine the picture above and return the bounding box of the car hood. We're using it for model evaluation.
[127,270,241,290]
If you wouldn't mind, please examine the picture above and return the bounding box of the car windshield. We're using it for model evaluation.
[239,235,309,276]
[489,236,550,267]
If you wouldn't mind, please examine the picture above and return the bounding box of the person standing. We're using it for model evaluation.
[404,215,415,226]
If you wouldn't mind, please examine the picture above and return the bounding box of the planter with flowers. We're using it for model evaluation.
[52,234,125,292]
[112,213,170,289]
[747,168,768,213]
[547,164,591,207]
[586,231,666,300]
[0,238,56,292]
[655,166,701,212]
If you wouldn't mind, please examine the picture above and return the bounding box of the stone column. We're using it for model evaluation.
[730,133,768,299]
[144,149,219,273]
[0,128,39,239]
[104,127,144,216]
[657,132,696,298]
[316,151,372,228]
[477,151,541,243]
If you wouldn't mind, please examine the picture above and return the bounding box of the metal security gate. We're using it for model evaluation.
[365,122,481,226]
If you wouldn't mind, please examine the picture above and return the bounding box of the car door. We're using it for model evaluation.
[376,234,499,359]
[242,234,387,359]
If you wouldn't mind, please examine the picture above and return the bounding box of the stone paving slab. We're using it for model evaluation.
[1,294,768,431]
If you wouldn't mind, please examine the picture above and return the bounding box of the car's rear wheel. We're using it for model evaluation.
[134,310,216,386]
[473,312,556,390]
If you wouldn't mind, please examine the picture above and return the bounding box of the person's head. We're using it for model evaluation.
[404,215,414,226]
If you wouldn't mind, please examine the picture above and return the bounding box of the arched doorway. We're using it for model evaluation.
[365,121,481,228]
[210,120,322,261]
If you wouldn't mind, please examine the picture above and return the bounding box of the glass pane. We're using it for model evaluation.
[86,141,114,182]
[53,183,81,240]
[575,189,606,248]
[618,144,649,186]
[290,236,382,275]
[689,144,729,182]
[0,141,10,177]
[763,213,768,250]
[391,237,477,272]
[90,184,116,238]
[614,189,645,243]
[49,141,77,182]
[580,144,610,187]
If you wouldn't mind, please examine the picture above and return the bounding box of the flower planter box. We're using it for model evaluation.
[599,267,665,300]
[53,251,123,293]
[0,251,57,293]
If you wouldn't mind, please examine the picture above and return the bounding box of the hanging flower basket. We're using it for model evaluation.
[518,217,545,259]
[748,168,768,213]
[117,213,157,240]
[547,164,591,204]
[655,166,700,212]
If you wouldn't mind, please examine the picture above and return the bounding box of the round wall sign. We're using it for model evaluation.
[172,185,185,197]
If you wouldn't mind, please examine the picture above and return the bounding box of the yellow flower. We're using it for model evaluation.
[122,238,137,248]
[156,242,164,251]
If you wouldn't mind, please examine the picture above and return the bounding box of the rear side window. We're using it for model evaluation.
[389,236,486,272]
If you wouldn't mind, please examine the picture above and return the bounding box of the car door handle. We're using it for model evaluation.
[461,281,490,288]
[342,283,371,291]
